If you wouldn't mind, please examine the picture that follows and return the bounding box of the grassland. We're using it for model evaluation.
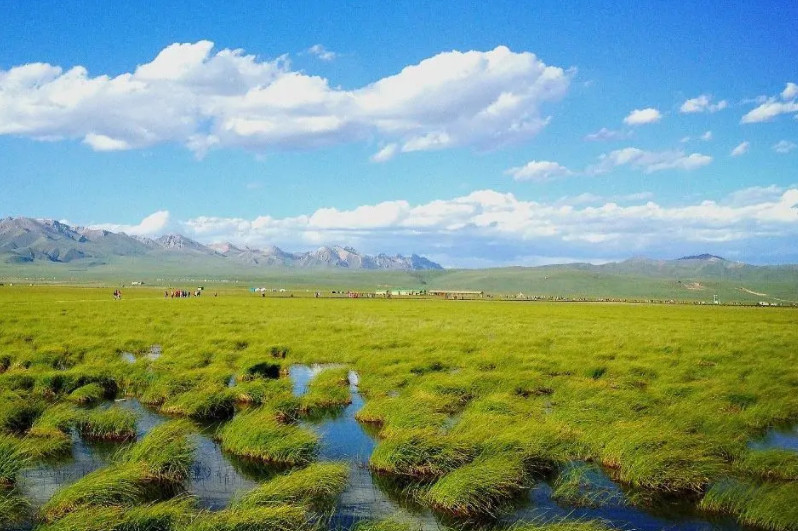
[0,285,796,530]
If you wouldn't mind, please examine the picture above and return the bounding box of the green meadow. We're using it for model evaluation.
[0,285,797,530]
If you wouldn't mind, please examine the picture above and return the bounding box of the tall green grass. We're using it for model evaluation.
[233,462,349,511]
[160,386,236,420]
[735,449,798,481]
[36,497,194,531]
[41,463,149,521]
[79,406,137,441]
[183,506,310,531]
[0,489,29,529]
[700,479,798,531]
[369,428,475,478]
[425,453,526,517]
[66,382,105,405]
[218,408,318,465]
[353,518,421,531]
[26,403,81,457]
[300,367,351,413]
[0,435,28,486]
[118,419,194,482]
[1,288,798,527]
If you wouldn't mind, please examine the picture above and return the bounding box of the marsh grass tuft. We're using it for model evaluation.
[36,496,194,531]
[184,505,310,531]
[26,403,81,457]
[66,383,105,405]
[218,408,318,465]
[118,419,195,482]
[551,463,620,508]
[79,406,137,442]
[233,461,349,511]
[0,489,29,529]
[0,435,29,486]
[425,453,526,517]
[370,428,475,478]
[41,462,149,521]
[735,449,798,481]
[700,478,798,531]
[161,386,236,420]
[353,518,421,531]
[300,367,351,414]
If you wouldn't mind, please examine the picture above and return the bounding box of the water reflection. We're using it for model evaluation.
[290,365,437,529]
[13,365,750,531]
[749,424,798,451]
[116,398,284,509]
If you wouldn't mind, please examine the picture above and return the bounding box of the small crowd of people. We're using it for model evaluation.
[166,289,202,298]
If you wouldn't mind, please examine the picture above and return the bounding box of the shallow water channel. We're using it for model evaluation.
[14,365,763,530]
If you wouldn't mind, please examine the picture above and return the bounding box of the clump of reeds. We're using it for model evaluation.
[425,453,526,517]
[26,403,81,457]
[36,496,194,531]
[117,419,195,482]
[300,367,351,413]
[232,378,293,407]
[161,386,236,420]
[66,383,105,405]
[41,462,149,521]
[551,462,620,508]
[218,408,318,465]
[700,478,798,531]
[233,462,349,511]
[592,422,725,492]
[353,518,421,531]
[182,505,310,531]
[0,435,28,486]
[0,393,44,433]
[0,489,30,529]
[369,428,475,478]
[735,449,798,481]
[79,406,137,442]
[119,496,195,530]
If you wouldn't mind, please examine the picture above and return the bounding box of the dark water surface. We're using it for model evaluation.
[15,365,751,530]
[749,424,798,451]
[291,366,436,528]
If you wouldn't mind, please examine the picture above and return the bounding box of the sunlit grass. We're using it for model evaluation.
[233,461,349,511]
[218,407,318,465]
[79,406,137,442]
[0,287,796,528]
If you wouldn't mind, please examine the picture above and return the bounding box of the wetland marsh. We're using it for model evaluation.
[0,286,796,530]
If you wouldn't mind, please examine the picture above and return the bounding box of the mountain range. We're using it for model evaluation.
[0,217,443,270]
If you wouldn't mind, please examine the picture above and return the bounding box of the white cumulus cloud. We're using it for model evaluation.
[584,127,627,141]
[679,94,728,113]
[307,44,336,61]
[623,108,662,126]
[773,140,796,154]
[505,160,572,182]
[0,42,571,159]
[370,143,399,163]
[730,141,750,157]
[741,82,798,123]
[589,147,712,174]
[89,210,170,236]
[174,186,798,266]
[781,82,798,101]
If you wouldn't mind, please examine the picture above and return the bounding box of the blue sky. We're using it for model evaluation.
[1,1,797,266]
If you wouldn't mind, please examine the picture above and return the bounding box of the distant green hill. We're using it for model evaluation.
[1,252,796,304]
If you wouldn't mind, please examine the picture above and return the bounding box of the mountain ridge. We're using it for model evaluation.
[0,216,443,271]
